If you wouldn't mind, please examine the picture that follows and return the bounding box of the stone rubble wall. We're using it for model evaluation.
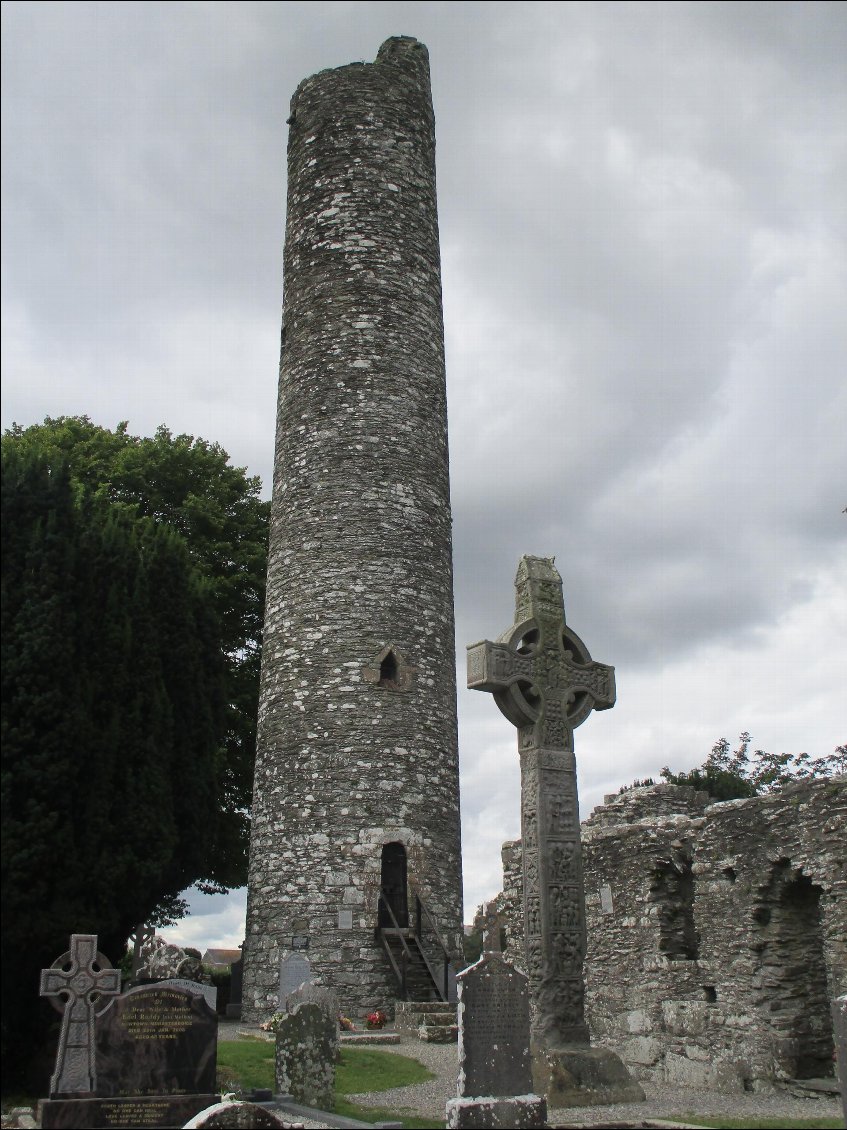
[243,38,463,1024]
[499,778,846,1092]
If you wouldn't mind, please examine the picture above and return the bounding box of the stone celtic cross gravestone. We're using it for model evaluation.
[39,935,221,1129]
[39,934,121,1096]
[468,556,644,1108]
[446,952,546,1128]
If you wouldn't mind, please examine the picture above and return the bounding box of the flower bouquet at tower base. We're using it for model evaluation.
[365,1009,387,1030]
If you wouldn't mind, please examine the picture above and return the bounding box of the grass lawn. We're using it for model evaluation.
[216,1039,442,1128]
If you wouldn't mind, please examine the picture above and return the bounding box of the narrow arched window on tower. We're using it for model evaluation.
[379,649,399,688]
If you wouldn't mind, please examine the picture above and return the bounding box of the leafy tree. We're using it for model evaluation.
[3,416,270,891]
[1,442,232,1085]
[658,733,845,800]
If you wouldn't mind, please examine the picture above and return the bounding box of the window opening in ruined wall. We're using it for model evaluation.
[751,859,834,1079]
[650,852,699,960]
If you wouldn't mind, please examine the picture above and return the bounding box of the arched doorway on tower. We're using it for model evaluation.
[379,842,409,928]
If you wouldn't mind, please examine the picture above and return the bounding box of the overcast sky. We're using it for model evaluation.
[3,1,845,951]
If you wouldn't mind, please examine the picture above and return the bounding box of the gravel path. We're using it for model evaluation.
[221,1025,844,1127]
[349,1037,844,1127]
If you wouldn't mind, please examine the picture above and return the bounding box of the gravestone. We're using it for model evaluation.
[274,1002,336,1110]
[226,948,244,1020]
[445,952,546,1128]
[39,935,121,1096]
[278,953,311,1008]
[158,977,217,1012]
[285,982,339,1031]
[468,556,644,1108]
[39,936,221,1129]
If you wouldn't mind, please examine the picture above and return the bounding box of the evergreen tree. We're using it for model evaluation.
[3,416,270,889]
[1,443,227,1087]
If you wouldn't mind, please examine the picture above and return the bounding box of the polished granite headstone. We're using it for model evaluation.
[39,974,220,1129]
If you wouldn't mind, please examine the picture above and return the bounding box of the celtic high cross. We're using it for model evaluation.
[40,933,121,1096]
[467,556,615,1047]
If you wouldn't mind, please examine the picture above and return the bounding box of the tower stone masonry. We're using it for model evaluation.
[242,37,464,1021]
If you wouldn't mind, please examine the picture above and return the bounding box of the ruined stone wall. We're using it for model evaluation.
[500,778,846,1092]
[243,38,463,1022]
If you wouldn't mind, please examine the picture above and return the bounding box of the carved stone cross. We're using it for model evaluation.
[467,556,615,1048]
[40,933,121,1096]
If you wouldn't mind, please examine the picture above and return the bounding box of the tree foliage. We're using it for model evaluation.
[1,439,238,1083]
[3,416,270,891]
[657,732,846,800]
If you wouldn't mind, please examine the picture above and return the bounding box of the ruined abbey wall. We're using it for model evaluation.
[499,777,846,1092]
[242,38,463,1022]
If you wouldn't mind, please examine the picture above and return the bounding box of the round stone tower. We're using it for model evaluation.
[242,38,464,1022]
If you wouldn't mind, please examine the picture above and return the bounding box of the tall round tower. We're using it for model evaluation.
[242,38,464,1022]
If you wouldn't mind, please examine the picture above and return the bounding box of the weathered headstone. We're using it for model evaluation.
[467,556,644,1108]
[226,948,244,1020]
[39,938,221,1129]
[285,982,339,1030]
[274,1002,336,1110]
[278,953,311,1007]
[834,994,847,1125]
[445,953,546,1129]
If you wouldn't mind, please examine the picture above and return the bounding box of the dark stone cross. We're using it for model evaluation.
[467,555,615,1048]
[40,933,121,1096]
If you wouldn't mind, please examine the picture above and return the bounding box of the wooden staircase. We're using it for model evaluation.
[376,885,454,1005]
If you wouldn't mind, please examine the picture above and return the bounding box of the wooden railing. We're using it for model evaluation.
[377,884,453,1002]
[411,886,452,1002]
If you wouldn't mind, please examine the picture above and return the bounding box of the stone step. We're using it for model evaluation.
[394,999,458,1042]
[418,1023,458,1043]
[395,1000,453,1015]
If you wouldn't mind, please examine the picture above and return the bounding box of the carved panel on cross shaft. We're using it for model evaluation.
[523,817,538,852]
[551,930,586,970]
[543,718,566,747]
[519,725,536,751]
[525,897,542,938]
[548,841,579,884]
[525,939,543,981]
[540,974,585,1020]
[544,793,578,838]
[538,749,570,772]
[548,885,583,930]
[523,851,539,889]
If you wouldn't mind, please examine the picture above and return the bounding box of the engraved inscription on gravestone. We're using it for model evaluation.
[157,978,217,1012]
[94,985,218,1096]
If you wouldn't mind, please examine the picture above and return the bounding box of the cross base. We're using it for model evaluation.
[531,1043,646,1109]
